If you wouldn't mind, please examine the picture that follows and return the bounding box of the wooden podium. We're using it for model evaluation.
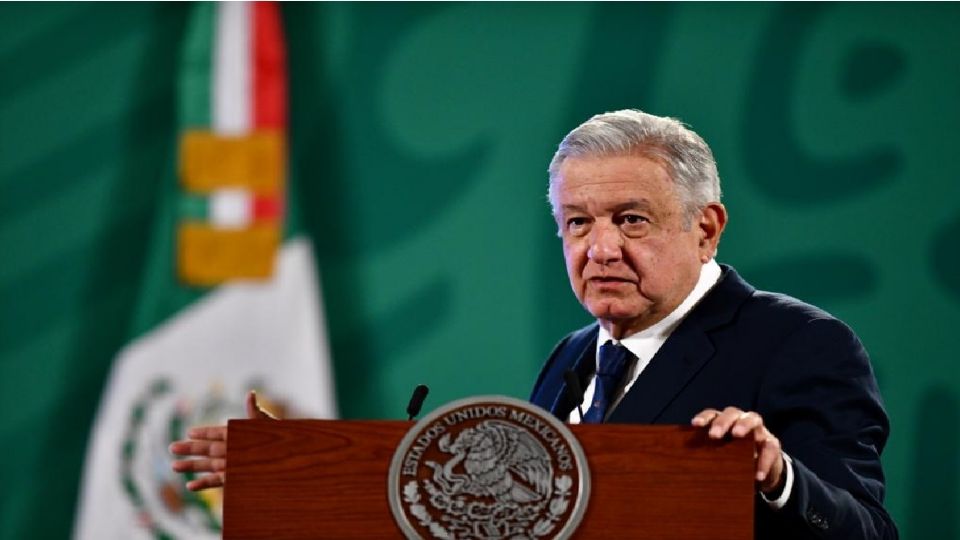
[223,420,755,540]
[222,419,754,539]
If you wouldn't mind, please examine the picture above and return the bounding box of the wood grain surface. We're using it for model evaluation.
[223,420,753,539]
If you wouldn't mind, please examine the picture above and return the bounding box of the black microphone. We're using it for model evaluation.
[406,384,430,420]
[563,369,586,422]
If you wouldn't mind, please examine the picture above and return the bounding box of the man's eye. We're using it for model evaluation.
[565,217,590,234]
[622,215,649,225]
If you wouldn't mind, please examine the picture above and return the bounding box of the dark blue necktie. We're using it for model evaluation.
[582,341,635,423]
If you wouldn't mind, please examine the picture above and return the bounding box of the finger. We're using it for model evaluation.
[246,390,274,420]
[185,425,228,441]
[172,458,226,474]
[186,473,225,492]
[691,408,720,427]
[708,407,745,438]
[169,440,198,456]
[731,412,763,437]
[169,440,227,458]
[755,433,782,483]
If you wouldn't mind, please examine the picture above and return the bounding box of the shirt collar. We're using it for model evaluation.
[597,259,722,354]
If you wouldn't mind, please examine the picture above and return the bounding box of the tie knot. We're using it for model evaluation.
[597,341,633,377]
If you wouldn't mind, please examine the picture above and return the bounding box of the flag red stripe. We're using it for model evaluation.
[252,2,287,130]
[253,194,283,221]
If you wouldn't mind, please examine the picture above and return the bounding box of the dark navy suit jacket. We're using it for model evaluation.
[529,266,897,539]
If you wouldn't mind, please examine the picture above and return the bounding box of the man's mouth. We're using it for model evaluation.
[588,276,633,284]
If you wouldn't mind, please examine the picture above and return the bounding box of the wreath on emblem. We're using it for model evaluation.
[120,379,266,538]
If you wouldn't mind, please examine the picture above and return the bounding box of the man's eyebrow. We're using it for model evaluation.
[559,200,655,214]
[560,204,587,213]
[611,200,654,213]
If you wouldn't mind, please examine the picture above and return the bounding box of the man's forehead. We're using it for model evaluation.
[559,199,654,214]
[555,155,671,187]
[558,151,672,174]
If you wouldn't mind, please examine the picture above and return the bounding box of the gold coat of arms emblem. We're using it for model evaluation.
[388,396,590,539]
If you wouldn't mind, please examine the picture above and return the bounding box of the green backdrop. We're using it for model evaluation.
[1,3,957,538]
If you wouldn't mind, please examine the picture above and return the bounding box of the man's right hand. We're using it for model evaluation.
[169,390,275,491]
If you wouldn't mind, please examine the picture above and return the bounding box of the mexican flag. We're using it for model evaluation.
[72,3,337,538]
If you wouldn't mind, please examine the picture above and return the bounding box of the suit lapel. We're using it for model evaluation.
[607,265,754,424]
[607,323,715,423]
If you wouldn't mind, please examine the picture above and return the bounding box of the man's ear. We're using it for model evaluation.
[697,203,727,262]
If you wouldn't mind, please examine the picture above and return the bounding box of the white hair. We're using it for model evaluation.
[547,109,721,225]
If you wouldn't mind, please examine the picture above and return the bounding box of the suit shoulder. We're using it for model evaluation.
[543,321,598,366]
[733,289,868,364]
[743,289,849,331]
[561,321,600,344]
[529,322,597,404]
[716,267,862,345]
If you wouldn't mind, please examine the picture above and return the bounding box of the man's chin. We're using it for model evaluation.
[584,301,647,323]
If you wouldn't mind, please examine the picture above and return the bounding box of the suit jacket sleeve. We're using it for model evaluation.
[757,317,897,539]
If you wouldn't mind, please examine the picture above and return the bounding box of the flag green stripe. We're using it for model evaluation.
[128,3,220,336]
[178,193,208,221]
[178,2,214,129]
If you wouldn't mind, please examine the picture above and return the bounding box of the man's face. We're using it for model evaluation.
[553,154,723,337]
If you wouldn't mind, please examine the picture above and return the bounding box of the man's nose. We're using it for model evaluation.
[587,222,622,264]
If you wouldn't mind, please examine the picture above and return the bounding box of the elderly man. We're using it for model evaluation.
[172,110,896,539]
[528,110,895,539]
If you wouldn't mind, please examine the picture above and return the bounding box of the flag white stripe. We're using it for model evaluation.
[210,188,252,229]
[213,2,251,135]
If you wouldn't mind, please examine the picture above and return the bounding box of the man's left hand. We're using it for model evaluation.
[691,407,785,494]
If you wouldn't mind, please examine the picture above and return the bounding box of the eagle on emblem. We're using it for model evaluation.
[426,420,553,504]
